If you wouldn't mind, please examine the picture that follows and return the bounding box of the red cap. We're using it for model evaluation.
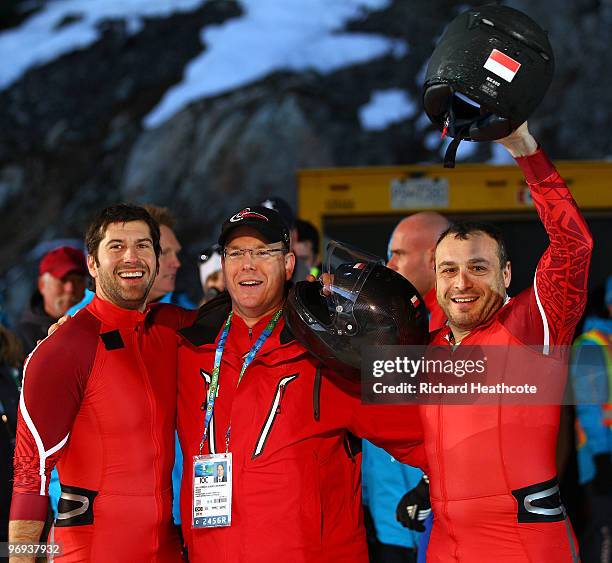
[39,246,86,279]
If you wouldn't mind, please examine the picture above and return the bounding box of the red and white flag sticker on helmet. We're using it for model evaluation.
[483,49,521,83]
[352,262,366,270]
[229,208,269,223]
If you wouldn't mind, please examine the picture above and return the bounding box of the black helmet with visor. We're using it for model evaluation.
[285,242,429,380]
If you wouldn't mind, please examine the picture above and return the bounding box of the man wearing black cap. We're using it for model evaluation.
[218,207,292,324]
[176,205,426,563]
[16,246,87,354]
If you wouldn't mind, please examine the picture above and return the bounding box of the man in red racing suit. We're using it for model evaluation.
[10,205,194,562]
[422,124,593,562]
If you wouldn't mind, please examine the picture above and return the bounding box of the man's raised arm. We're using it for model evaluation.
[498,123,593,348]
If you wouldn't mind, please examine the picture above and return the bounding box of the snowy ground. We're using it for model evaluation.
[0,0,510,163]
[143,0,405,127]
[0,0,205,90]
[0,0,405,127]
[359,89,417,131]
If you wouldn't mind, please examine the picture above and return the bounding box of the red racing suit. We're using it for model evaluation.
[11,296,194,562]
[422,149,593,562]
[177,294,427,562]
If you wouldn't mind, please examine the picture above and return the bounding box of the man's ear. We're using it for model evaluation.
[87,254,97,279]
[503,261,511,288]
[285,252,296,281]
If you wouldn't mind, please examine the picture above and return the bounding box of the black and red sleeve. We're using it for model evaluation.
[10,314,98,521]
[509,149,593,349]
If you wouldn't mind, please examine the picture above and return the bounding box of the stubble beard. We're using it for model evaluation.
[97,267,155,310]
[444,279,507,336]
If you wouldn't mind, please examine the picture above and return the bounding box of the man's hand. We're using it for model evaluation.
[396,476,431,532]
[495,121,538,157]
[47,315,69,337]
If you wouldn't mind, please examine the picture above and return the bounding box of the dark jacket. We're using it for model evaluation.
[15,291,55,355]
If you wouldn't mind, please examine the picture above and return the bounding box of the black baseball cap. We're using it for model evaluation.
[218,206,291,249]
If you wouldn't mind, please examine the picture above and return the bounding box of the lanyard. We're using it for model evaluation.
[199,309,283,454]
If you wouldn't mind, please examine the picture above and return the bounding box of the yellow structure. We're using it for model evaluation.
[297,160,612,235]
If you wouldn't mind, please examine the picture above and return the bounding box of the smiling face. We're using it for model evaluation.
[87,220,158,311]
[223,227,295,327]
[435,231,510,342]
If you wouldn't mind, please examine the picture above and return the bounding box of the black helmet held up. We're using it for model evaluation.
[423,5,554,167]
[285,242,429,380]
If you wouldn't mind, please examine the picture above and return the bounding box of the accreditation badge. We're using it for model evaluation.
[192,453,232,528]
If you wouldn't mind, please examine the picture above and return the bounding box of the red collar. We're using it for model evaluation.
[87,294,149,329]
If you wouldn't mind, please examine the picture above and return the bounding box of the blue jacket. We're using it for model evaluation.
[570,316,612,485]
[362,440,423,548]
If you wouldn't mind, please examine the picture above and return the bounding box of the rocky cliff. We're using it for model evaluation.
[0,0,610,320]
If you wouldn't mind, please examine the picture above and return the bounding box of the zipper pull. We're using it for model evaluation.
[276,384,287,415]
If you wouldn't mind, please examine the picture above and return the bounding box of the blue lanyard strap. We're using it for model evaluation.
[199,309,283,454]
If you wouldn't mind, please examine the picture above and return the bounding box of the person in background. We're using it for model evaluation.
[293,219,321,280]
[261,196,322,284]
[15,246,86,354]
[570,275,612,563]
[143,205,195,308]
[0,325,23,543]
[364,212,449,563]
[260,196,297,245]
[387,212,449,332]
[198,244,224,305]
